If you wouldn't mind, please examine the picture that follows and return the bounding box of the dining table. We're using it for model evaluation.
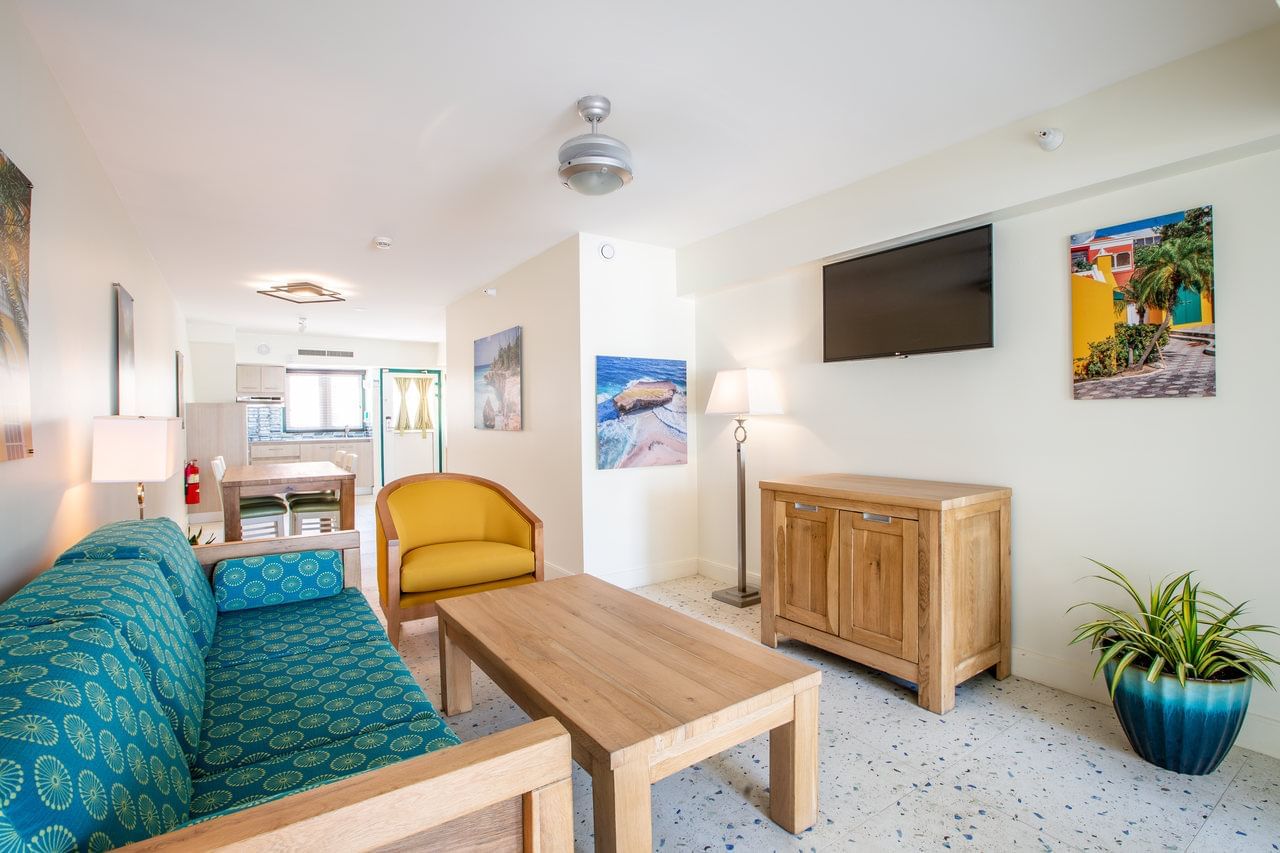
[219,460,356,542]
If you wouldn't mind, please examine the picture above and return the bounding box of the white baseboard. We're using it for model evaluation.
[697,557,761,589]
[1011,646,1280,760]
[543,561,576,580]
[589,558,700,590]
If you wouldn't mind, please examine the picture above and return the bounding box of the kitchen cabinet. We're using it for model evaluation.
[236,364,286,396]
[761,474,1011,715]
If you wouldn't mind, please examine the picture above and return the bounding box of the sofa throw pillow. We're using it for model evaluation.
[55,519,217,658]
[0,616,192,851]
[212,550,344,613]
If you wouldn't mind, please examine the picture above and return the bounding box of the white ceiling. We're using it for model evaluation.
[17,1,1277,342]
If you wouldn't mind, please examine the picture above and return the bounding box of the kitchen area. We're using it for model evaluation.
[184,324,443,536]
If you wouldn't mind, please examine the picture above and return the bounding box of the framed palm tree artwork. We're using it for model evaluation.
[1,148,33,462]
[1069,205,1214,400]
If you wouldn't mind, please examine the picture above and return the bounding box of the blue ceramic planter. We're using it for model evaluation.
[1105,660,1251,775]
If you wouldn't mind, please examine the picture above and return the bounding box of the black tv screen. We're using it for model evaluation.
[823,225,993,361]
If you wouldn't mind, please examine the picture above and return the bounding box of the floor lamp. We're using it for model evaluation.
[705,368,782,607]
[92,416,181,519]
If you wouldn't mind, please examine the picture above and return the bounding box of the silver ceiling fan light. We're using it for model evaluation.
[558,95,634,196]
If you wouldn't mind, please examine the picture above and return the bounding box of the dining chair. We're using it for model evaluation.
[288,453,354,535]
[210,455,289,538]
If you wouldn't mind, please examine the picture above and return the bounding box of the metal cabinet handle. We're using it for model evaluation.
[861,512,892,523]
[793,502,820,512]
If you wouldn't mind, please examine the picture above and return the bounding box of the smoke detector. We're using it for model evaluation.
[1035,128,1064,151]
[373,236,393,249]
[558,95,634,196]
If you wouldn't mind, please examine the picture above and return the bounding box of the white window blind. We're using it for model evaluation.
[285,370,365,431]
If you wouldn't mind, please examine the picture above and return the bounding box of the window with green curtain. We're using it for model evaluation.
[284,369,365,431]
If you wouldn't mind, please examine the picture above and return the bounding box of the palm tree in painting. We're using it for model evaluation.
[1,152,32,360]
[1128,234,1214,368]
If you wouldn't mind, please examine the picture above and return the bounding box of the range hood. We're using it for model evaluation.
[236,393,283,404]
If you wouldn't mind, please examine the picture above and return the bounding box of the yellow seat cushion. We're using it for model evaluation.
[399,541,535,593]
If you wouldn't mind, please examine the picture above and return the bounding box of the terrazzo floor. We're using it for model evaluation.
[203,499,1280,851]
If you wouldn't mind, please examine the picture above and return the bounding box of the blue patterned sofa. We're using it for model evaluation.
[0,519,571,851]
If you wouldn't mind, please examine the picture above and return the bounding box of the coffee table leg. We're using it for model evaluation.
[769,686,818,833]
[591,757,651,853]
[439,618,473,716]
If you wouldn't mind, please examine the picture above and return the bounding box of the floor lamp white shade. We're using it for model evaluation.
[705,368,783,417]
[92,416,181,519]
[705,368,782,608]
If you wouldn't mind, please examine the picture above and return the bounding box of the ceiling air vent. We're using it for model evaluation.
[296,348,355,358]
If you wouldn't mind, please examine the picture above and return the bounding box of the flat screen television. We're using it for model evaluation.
[823,224,992,362]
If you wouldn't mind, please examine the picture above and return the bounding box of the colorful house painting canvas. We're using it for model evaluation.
[596,356,688,469]
[1070,206,1214,400]
[0,148,33,461]
[474,325,522,430]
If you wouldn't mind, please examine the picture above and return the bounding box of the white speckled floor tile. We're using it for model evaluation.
[852,783,1081,851]
[944,708,1245,851]
[331,522,1278,853]
[1189,753,1280,851]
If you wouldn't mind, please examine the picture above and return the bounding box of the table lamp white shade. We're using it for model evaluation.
[91,416,181,483]
[705,368,783,417]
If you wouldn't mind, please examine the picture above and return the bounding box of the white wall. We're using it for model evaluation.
[578,235,697,587]
[0,2,189,597]
[678,24,1280,296]
[693,148,1280,757]
[445,237,584,575]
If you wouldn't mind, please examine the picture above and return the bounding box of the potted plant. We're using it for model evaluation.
[1070,561,1278,775]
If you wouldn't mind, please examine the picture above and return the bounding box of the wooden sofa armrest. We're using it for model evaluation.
[193,530,362,589]
[121,718,573,852]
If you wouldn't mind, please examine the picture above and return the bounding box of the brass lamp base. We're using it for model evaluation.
[712,585,760,608]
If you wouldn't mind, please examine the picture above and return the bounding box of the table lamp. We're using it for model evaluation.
[705,368,782,607]
[92,416,181,519]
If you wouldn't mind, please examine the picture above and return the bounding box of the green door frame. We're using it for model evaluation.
[378,368,444,485]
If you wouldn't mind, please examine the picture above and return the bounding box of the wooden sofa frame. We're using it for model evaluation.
[119,530,572,852]
[376,473,544,647]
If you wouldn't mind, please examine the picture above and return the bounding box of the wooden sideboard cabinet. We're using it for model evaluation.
[759,474,1011,714]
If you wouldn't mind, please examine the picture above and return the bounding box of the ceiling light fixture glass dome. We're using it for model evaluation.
[558,95,633,196]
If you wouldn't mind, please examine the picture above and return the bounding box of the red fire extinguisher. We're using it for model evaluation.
[185,460,200,505]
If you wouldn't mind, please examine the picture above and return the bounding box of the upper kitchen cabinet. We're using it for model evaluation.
[236,364,286,399]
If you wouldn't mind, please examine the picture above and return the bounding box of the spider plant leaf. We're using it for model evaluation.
[1109,649,1141,697]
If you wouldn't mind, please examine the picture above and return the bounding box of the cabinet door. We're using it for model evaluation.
[838,512,919,661]
[235,364,262,394]
[260,366,286,393]
[778,501,840,634]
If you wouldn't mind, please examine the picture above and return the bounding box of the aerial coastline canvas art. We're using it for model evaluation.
[596,355,687,469]
[474,325,522,430]
[0,147,33,461]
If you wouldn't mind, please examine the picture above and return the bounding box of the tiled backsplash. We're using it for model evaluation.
[246,405,371,442]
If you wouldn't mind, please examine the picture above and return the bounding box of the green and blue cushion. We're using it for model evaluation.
[192,640,445,777]
[54,519,217,658]
[212,550,344,613]
[203,589,387,671]
[0,616,192,851]
[0,559,207,765]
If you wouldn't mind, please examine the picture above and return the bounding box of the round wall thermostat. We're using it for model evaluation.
[600,243,616,260]
[257,343,271,355]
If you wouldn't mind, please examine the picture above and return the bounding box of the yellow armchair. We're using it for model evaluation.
[376,473,544,647]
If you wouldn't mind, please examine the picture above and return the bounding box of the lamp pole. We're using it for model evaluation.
[713,416,760,607]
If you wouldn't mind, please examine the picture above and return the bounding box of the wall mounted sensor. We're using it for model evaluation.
[373,236,393,249]
[1035,128,1064,151]
[482,288,498,297]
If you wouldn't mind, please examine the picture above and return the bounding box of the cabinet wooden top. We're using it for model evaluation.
[759,473,1010,510]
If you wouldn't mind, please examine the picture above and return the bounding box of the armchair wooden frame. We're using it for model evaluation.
[118,530,574,851]
[376,473,544,648]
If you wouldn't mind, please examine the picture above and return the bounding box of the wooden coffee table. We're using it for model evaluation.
[435,574,821,853]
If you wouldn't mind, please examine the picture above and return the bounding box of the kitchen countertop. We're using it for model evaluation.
[250,434,373,444]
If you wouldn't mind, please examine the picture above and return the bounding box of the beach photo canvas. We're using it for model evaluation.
[0,148,33,462]
[596,356,687,469]
[1070,206,1214,400]
[474,325,522,430]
